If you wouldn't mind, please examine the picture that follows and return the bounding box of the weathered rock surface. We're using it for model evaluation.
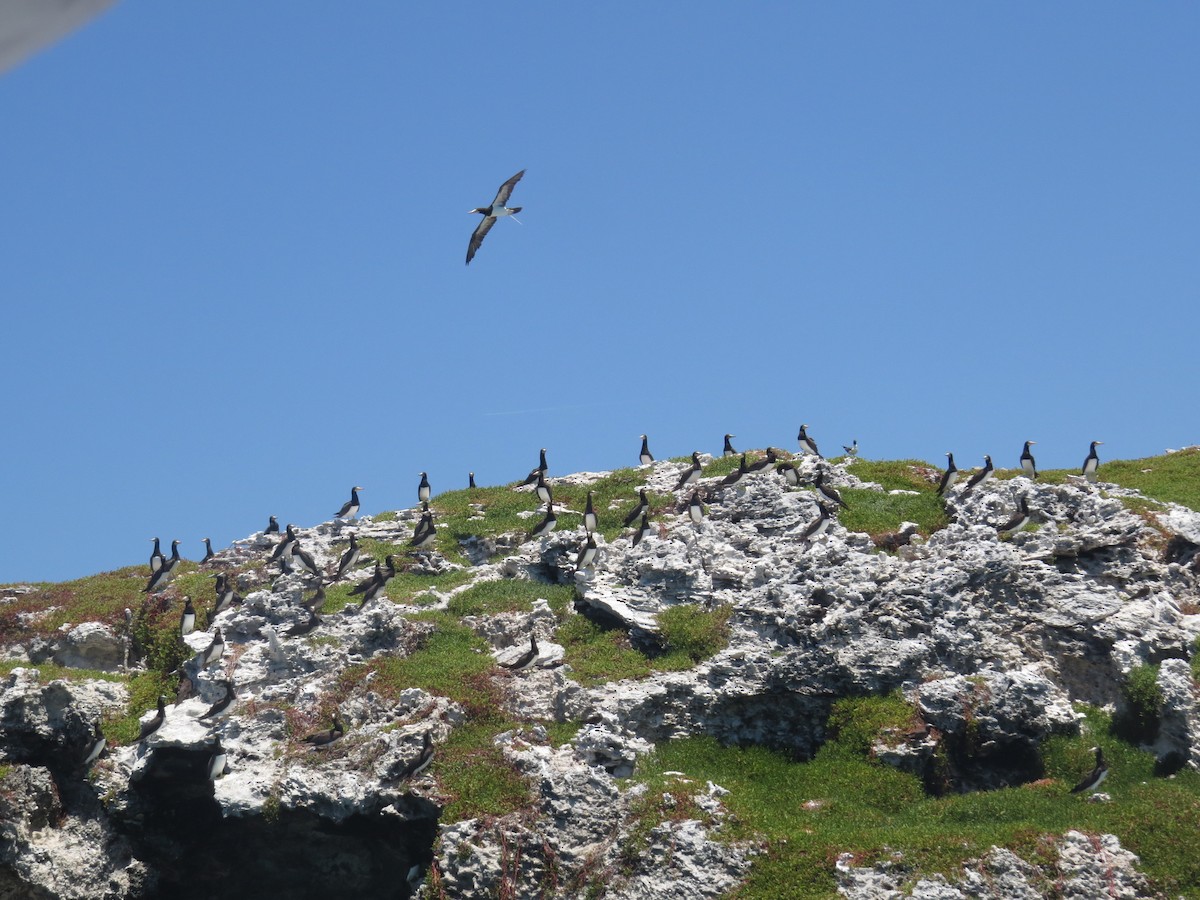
[1,456,1198,898]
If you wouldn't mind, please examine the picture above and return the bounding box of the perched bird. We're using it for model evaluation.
[528,503,558,540]
[721,454,749,488]
[1020,441,1038,480]
[688,490,706,524]
[936,453,959,497]
[303,714,345,748]
[723,434,738,457]
[82,722,106,767]
[270,525,299,562]
[333,533,361,581]
[149,537,165,573]
[960,456,994,497]
[199,680,236,722]
[623,489,650,527]
[292,541,323,578]
[144,540,182,593]
[997,496,1032,533]
[500,634,539,671]
[399,731,435,780]
[1082,441,1103,483]
[411,512,437,549]
[285,610,322,637]
[747,449,779,474]
[575,532,598,570]
[210,573,237,618]
[300,583,327,613]
[535,470,553,505]
[520,448,550,486]
[335,486,363,520]
[778,461,801,486]
[674,452,703,490]
[137,697,166,742]
[843,440,859,457]
[350,558,384,595]
[797,424,821,458]
[418,472,431,503]
[632,513,653,548]
[466,169,525,264]
[469,472,477,489]
[180,598,196,637]
[1070,746,1108,794]
[639,434,654,466]
[206,737,228,779]
[199,628,225,668]
[800,504,834,544]
[353,555,397,605]
[583,490,598,533]
[201,537,215,563]
[812,471,848,509]
[265,515,280,535]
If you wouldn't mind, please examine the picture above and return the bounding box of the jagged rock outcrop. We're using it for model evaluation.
[2,453,1198,898]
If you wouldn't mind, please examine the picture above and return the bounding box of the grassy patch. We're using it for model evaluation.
[635,704,1200,899]
[558,613,653,686]
[655,604,732,670]
[436,722,533,820]
[0,660,128,684]
[337,612,497,715]
[542,720,582,747]
[837,489,950,542]
[0,567,146,638]
[103,671,174,745]
[849,460,940,493]
[447,579,575,618]
[1112,665,1162,744]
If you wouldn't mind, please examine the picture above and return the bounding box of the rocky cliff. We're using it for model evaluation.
[2,449,1199,898]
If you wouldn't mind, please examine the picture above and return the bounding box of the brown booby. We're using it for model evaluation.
[466,169,525,264]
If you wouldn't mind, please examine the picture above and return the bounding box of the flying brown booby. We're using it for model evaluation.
[466,169,525,264]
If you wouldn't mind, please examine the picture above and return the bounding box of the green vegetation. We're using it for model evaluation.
[436,722,532,820]
[838,489,949,543]
[655,604,732,670]
[1112,664,1162,744]
[0,659,127,684]
[633,702,1200,899]
[558,614,654,686]
[557,604,731,685]
[0,566,145,637]
[103,671,174,745]
[447,579,575,618]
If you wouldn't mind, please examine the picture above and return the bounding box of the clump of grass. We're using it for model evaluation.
[0,567,147,638]
[635,704,1200,898]
[849,459,941,493]
[436,722,532,821]
[103,671,174,745]
[837,489,949,543]
[1112,664,1162,744]
[654,604,731,670]
[0,659,127,684]
[448,579,575,618]
[542,721,582,747]
[558,613,653,686]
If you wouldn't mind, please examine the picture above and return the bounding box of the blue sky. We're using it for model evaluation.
[2,3,1197,582]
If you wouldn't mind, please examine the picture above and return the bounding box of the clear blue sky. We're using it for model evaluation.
[2,3,1197,583]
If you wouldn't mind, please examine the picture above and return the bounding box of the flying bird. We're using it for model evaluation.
[466,169,525,264]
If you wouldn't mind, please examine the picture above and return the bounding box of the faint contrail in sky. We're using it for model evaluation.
[483,402,616,417]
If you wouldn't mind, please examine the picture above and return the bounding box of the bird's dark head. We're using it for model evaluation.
[469,207,487,214]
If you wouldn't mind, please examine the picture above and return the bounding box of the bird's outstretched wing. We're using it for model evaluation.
[466,215,497,264]
[492,169,525,207]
